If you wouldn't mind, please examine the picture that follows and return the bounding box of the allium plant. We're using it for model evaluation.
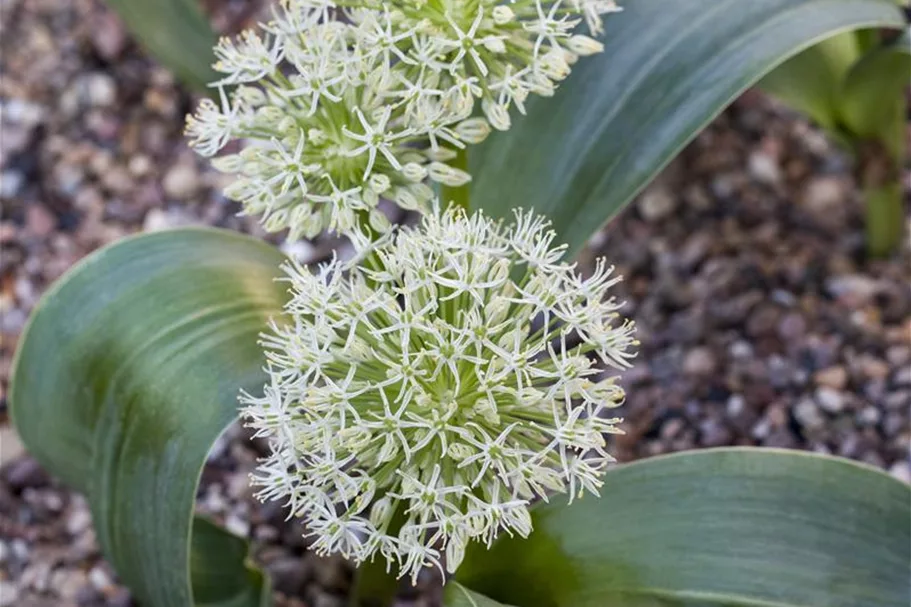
[242,205,637,581]
[13,1,911,606]
[184,0,619,241]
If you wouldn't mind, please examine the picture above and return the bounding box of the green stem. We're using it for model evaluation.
[864,182,904,258]
[441,146,471,211]
[858,139,905,258]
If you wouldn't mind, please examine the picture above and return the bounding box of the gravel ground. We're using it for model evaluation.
[1,1,909,606]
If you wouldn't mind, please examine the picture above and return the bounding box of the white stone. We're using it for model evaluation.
[86,73,117,107]
[163,163,200,200]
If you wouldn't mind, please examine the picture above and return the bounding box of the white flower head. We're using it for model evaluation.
[242,204,637,581]
[187,0,621,243]
[344,0,622,130]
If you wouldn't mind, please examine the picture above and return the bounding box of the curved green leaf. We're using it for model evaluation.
[457,448,911,607]
[192,516,272,607]
[10,228,288,606]
[468,0,906,254]
[759,31,862,132]
[105,0,218,90]
[839,27,911,146]
[445,583,517,607]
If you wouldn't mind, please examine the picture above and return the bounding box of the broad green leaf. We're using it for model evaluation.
[839,27,911,145]
[759,31,862,132]
[445,583,517,607]
[105,0,218,90]
[10,228,288,607]
[192,516,272,607]
[468,0,906,255]
[457,448,911,607]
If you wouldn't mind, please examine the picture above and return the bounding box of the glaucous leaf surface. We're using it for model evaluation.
[457,448,911,607]
[468,0,906,254]
[10,229,288,606]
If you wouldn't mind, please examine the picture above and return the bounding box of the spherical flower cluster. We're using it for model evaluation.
[242,204,637,581]
[186,0,621,241]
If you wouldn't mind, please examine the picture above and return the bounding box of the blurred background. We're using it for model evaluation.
[0,1,909,606]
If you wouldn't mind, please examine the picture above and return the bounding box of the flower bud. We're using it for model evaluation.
[334,206,357,232]
[474,398,500,425]
[408,183,435,203]
[539,49,571,80]
[393,187,420,210]
[447,443,474,461]
[425,147,458,162]
[455,118,491,145]
[211,154,244,172]
[401,162,428,182]
[361,187,379,208]
[256,106,285,123]
[482,99,511,131]
[287,205,313,241]
[308,128,327,145]
[302,209,324,239]
[277,116,298,133]
[526,72,555,97]
[263,209,290,233]
[369,497,395,527]
[235,85,267,105]
[428,162,472,187]
[567,35,605,56]
[484,37,507,54]
[492,5,514,24]
[377,434,399,463]
[446,536,468,572]
[485,296,511,326]
[224,178,254,202]
[339,427,373,451]
[369,208,391,233]
[368,173,391,194]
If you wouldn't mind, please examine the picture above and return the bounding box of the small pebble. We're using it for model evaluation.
[66,505,93,536]
[3,457,50,491]
[801,176,845,214]
[815,387,845,414]
[794,398,826,430]
[683,347,717,376]
[856,406,881,427]
[813,366,847,390]
[747,150,781,185]
[892,366,911,387]
[86,73,117,107]
[825,275,880,304]
[889,461,911,484]
[88,565,113,592]
[51,569,87,598]
[637,186,677,221]
[224,513,250,538]
[162,163,200,200]
[0,584,19,607]
[0,170,24,198]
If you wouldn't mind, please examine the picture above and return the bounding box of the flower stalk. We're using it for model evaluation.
[858,139,905,258]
